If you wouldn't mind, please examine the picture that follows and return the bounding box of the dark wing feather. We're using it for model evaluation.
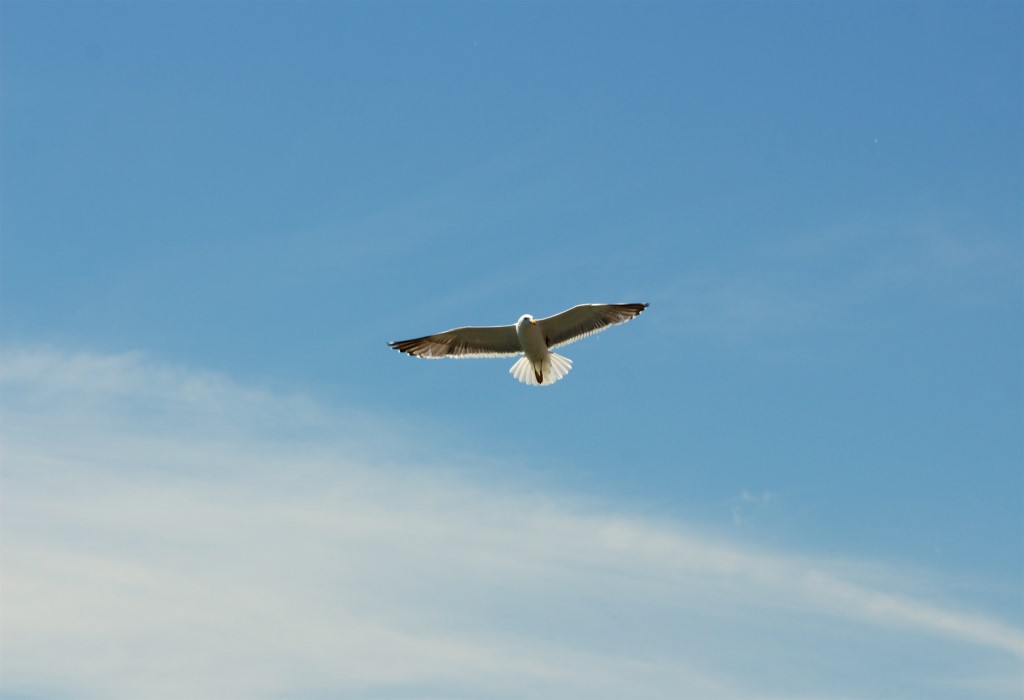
[388,324,520,358]
[538,303,649,350]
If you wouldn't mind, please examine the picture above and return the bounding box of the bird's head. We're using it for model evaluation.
[517,314,536,328]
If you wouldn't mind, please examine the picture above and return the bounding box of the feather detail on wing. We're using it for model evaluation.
[388,324,521,358]
[538,303,649,350]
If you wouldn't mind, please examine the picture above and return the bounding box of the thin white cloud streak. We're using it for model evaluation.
[661,275,821,344]
[2,349,1022,699]
[655,214,1021,348]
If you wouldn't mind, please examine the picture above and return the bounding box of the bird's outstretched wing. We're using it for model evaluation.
[388,324,520,358]
[538,303,649,349]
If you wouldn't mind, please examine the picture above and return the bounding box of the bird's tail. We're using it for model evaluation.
[509,352,572,387]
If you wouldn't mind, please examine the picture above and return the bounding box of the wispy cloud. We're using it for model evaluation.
[656,212,1021,349]
[793,216,1023,308]
[731,489,775,527]
[661,275,820,345]
[2,348,1021,699]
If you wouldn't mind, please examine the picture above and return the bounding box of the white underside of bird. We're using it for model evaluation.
[388,302,649,386]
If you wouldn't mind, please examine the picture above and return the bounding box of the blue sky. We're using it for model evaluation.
[2,2,1022,698]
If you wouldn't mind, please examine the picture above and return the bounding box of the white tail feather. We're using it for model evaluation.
[509,352,573,386]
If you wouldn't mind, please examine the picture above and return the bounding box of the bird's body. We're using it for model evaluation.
[515,314,549,381]
[388,302,648,386]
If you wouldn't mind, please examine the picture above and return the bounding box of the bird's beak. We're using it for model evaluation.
[530,319,536,325]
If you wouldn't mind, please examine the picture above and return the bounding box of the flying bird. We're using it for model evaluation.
[388,302,649,386]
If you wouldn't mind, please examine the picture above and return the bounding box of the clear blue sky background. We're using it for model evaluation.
[2,2,1022,698]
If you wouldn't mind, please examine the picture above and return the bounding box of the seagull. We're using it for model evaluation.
[388,302,649,386]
